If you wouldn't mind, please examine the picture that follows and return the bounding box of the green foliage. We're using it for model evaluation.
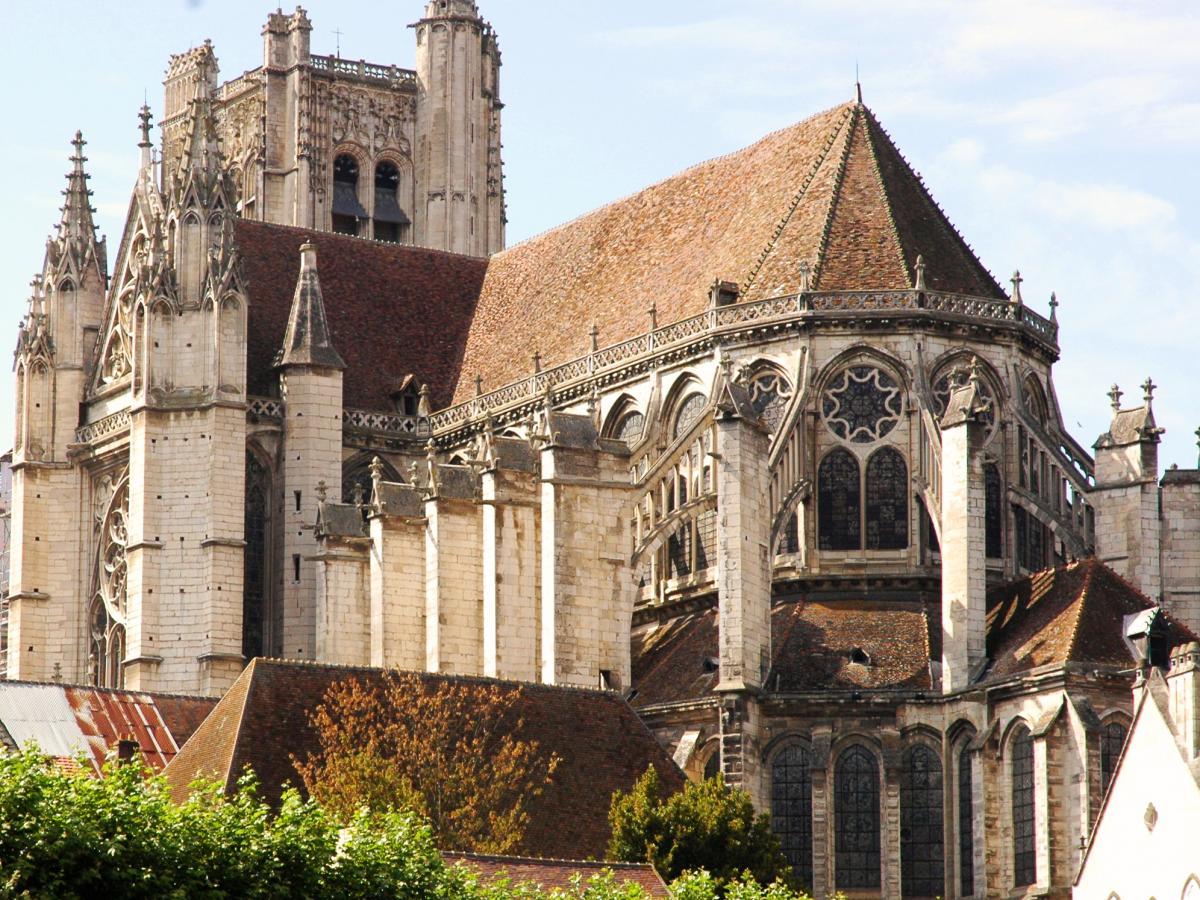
[608,768,793,892]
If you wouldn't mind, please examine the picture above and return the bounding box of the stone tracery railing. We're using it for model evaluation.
[75,410,131,444]
[429,289,1059,438]
[310,55,418,87]
[342,408,428,437]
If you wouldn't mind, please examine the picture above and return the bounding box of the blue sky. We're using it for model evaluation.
[2,0,1197,467]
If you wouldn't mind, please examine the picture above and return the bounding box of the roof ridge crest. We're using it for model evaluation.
[810,105,861,291]
[741,104,855,296]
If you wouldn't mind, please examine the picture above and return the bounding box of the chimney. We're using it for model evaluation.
[939,364,990,693]
[1167,641,1200,759]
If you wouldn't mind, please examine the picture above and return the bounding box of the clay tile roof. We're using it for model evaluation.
[235,220,487,410]
[445,853,669,897]
[163,659,685,860]
[631,599,933,706]
[0,681,217,773]
[986,557,1196,677]
[453,101,1003,404]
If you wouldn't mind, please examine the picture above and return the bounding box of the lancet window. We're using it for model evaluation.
[819,448,909,551]
[818,449,860,551]
[1100,720,1128,793]
[373,161,410,243]
[959,743,975,896]
[835,745,881,890]
[672,392,707,441]
[1011,726,1036,886]
[771,744,813,890]
[865,448,908,550]
[332,154,364,236]
[985,462,1003,558]
[243,451,270,660]
[88,471,130,688]
[900,744,944,897]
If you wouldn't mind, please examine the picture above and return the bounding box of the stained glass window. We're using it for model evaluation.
[673,393,707,440]
[89,471,129,688]
[668,525,692,578]
[1100,721,1127,793]
[748,369,793,433]
[244,452,270,661]
[772,744,813,890]
[865,448,908,550]
[933,368,996,432]
[901,744,944,897]
[819,449,861,551]
[835,745,881,890]
[985,463,1003,558]
[615,411,646,447]
[959,743,975,897]
[1024,376,1048,422]
[822,366,902,443]
[1011,726,1036,886]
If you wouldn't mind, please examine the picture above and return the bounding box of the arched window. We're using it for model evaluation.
[243,451,271,660]
[985,462,1003,558]
[818,449,861,551]
[373,161,409,243]
[747,367,793,433]
[343,455,403,506]
[959,743,975,896]
[614,411,645,448]
[772,744,813,890]
[1100,720,1127,793]
[672,392,707,440]
[1023,375,1048,422]
[900,744,944,897]
[835,745,881,890]
[865,448,908,550]
[332,154,365,235]
[1011,726,1036,886]
[703,747,720,781]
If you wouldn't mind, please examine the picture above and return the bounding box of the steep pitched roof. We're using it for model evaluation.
[445,853,669,897]
[452,101,1004,404]
[235,220,487,410]
[164,659,685,860]
[986,558,1196,678]
[276,243,345,370]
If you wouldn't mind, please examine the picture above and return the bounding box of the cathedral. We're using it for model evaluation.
[7,2,1200,897]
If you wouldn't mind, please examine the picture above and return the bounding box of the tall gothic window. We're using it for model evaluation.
[771,744,813,890]
[822,365,902,443]
[959,743,975,896]
[900,744,944,897]
[372,161,409,243]
[835,745,881,890]
[985,462,1003,558]
[1100,720,1128,793]
[332,154,364,235]
[865,448,908,550]
[614,411,645,448]
[672,392,707,441]
[1011,726,1036,887]
[819,450,861,551]
[88,471,129,688]
[243,452,271,661]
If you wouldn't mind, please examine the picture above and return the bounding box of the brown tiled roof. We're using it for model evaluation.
[445,853,669,897]
[163,659,685,860]
[235,221,487,410]
[0,682,217,773]
[986,557,1195,677]
[452,101,1004,403]
[632,599,933,705]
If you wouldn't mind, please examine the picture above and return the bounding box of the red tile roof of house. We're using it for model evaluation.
[452,101,1004,404]
[0,682,216,773]
[235,220,487,410]
[163,658,685,860]
[445,853,669,897]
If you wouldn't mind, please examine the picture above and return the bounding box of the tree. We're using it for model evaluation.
[294,671,561,854]
[608,767,792,891]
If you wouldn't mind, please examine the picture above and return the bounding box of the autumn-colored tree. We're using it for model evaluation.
[294,671,561,854]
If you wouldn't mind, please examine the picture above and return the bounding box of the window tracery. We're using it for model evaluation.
[243,452,270,660]
[1011,726,1036,886]
[1100,720,1127,793]
[900,744,944,897]
[933,367,996,433]
[614,411,645,447]
[672,392,707,441]
[835,744,881,890]
[822,365,901,443]
[771,744,813,890]
[865,448,908,550]
[985,463,1003,558]
[959,743,975,896]
[88,470,129,688]
[818,449,860,551]
[748,368,793,433]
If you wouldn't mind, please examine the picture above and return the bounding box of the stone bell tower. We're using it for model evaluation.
[413,0,504,256]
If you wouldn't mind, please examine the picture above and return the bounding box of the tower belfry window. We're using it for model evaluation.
[332,155,365,236]
[373,161,410,243]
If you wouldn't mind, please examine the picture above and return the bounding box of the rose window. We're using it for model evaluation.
[821,366,902,443]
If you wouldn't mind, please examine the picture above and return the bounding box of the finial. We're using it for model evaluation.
[1108,384,1123,412]
[913,255,926,291]
[589,323,599,353]
[968,355,983,389]
[1010,270,1023,305]
[351,481,365,509]
[425,438,438,464]
[1048,292,1058,322]
[474,374,483,397]
[855,62,862,104]
[648,303,658,330]
[138,103,153,149]
[532,350,541,373]
[1142,376,1157,406]
[798,259,812,293]
[315,480,327,503]
[369,455,383,485]
[417,382,431,417]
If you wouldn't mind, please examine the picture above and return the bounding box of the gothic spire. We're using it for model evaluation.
[277,243,346,370]
[58,131,97,251]
[179,41,223,180]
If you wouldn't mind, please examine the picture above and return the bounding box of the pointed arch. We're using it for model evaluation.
[1023,373,1049,423]
[218,295,244,393]
[818,448,861,550]
[243,446,273,661]
[56,278,78,361]
[834,744,881,890]
[180,213,202,303]
[603,394,646,448]
[900,742,944,896]
[662,374,708,444]
[13,362,25,452]
[743,360,793,434]
[770,740,813,890]
[149,300,172,394]
[343,452,403,505]
[865,447,908,550]
[1009,722,1036,886]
